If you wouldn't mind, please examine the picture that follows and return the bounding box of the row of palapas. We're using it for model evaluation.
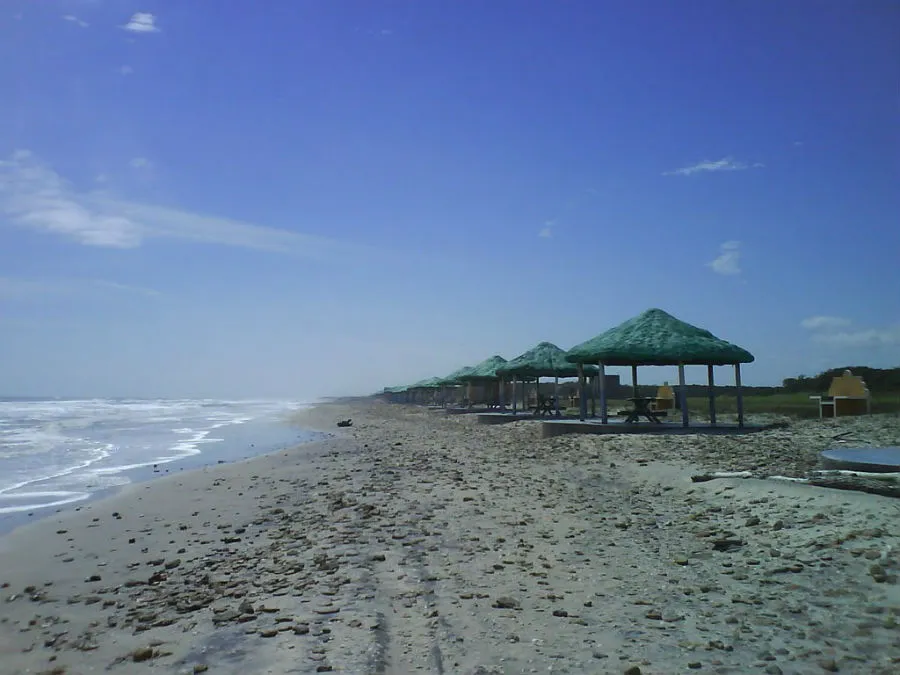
[381,308,755,405]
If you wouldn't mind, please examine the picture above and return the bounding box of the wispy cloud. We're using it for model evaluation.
[707,240,741,275]
[63,15,89,28]
[0,150,375,260]
[801,315,900,347]
[121,12,159,33]
[0,277,160,301]
[129,157,151,169]
[664,157,763,177]
[118,65,134,76]
[800,316,852,331]
[538,220,555,238]
[812,326,900,347]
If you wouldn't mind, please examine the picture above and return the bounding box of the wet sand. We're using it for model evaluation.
[1,402,899,674]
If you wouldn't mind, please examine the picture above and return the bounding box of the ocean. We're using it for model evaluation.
[0,398,322,529]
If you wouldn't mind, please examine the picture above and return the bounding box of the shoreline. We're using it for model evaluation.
[0,412,328,538]
[0,401,898,674]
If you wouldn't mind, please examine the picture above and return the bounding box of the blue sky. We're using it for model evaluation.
[1,0,898,399]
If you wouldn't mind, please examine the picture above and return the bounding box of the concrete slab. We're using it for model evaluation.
[821,447,900,473]
[475,412,560,425]
[540,419,772,438]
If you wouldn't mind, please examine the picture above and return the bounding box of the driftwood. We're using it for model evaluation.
[691,471,753,483]
[694,469,900,499]
[807,475,900,499]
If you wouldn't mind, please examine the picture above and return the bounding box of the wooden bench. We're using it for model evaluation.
[810,370,872,418]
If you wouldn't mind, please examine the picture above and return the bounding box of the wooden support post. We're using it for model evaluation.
[512,379,518,414]
[707,365,716,425]
[578,363,586,421]
[498,377,505,409]
[599,363,608,424]
[735,363,745,429]
[631,364,639,398]
[521,376,526,411]
[678,363,689,427]
[554,376,560,416]
[590,375,597,417]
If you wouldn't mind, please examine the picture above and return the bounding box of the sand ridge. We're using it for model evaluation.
[0,401,898,674]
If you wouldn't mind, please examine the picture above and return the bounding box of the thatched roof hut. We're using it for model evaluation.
[497,342,598,378]
[566,308,755,427]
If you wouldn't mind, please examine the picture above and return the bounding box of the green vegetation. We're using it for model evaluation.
[782,366,900,394]
[565,393,900,419]
[561,367,900,419]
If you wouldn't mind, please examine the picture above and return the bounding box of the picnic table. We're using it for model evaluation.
[624,397,663,424]
[534,395,560,417]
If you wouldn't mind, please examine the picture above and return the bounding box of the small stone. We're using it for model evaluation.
[771,520,784,531]
[131,647,154,663]
[193,665,209,674]
[687,663,701,670]
[259,629,278,638]
[674,557,689,566]
[645,610,662,620]
[552,609,568,617]
[765,665,783,675]
[817,658,838,672]
[623,667,642,675]
[492,596,520,609]
[869,564,889,583]
[745,516,760,527]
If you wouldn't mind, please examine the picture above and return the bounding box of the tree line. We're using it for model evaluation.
[781,366,900,394]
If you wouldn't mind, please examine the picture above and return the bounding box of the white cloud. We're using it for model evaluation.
[0,150,373,259]
[811,326,900,347]
[800,315,900,347]
[0,277,160,301]
[538,219,555,238]
[129,157,150,169]
[800,315,852,331]
[707,240,741,275]
[664,157,763,177]
[63,15,89,28]
[121,12,159,33]
[118,65,134,76]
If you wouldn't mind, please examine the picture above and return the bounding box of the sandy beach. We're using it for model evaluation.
[1,402,899,675]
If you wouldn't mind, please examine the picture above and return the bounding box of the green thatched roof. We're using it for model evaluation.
[457,355,508,381]
[565,308,755,366]
[384,385,408,393]
[436,365,475,386]
[496,342,599,378]
[409,376,443,389]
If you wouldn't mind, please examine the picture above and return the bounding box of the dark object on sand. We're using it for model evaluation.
[336,419,353,428]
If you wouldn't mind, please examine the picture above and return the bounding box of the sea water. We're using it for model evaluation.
[0,398,322,526]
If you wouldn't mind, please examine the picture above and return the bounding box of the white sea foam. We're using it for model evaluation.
[0,398,309,515]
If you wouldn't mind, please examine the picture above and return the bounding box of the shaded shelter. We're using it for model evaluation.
[496,342,598,415]
[436,365,475,407]
[565,308,755,427]
[382,385,409,404]
[406,377,443,406]
[456,355,508,408]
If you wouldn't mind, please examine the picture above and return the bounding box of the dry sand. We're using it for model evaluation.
[1,402,899,674]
